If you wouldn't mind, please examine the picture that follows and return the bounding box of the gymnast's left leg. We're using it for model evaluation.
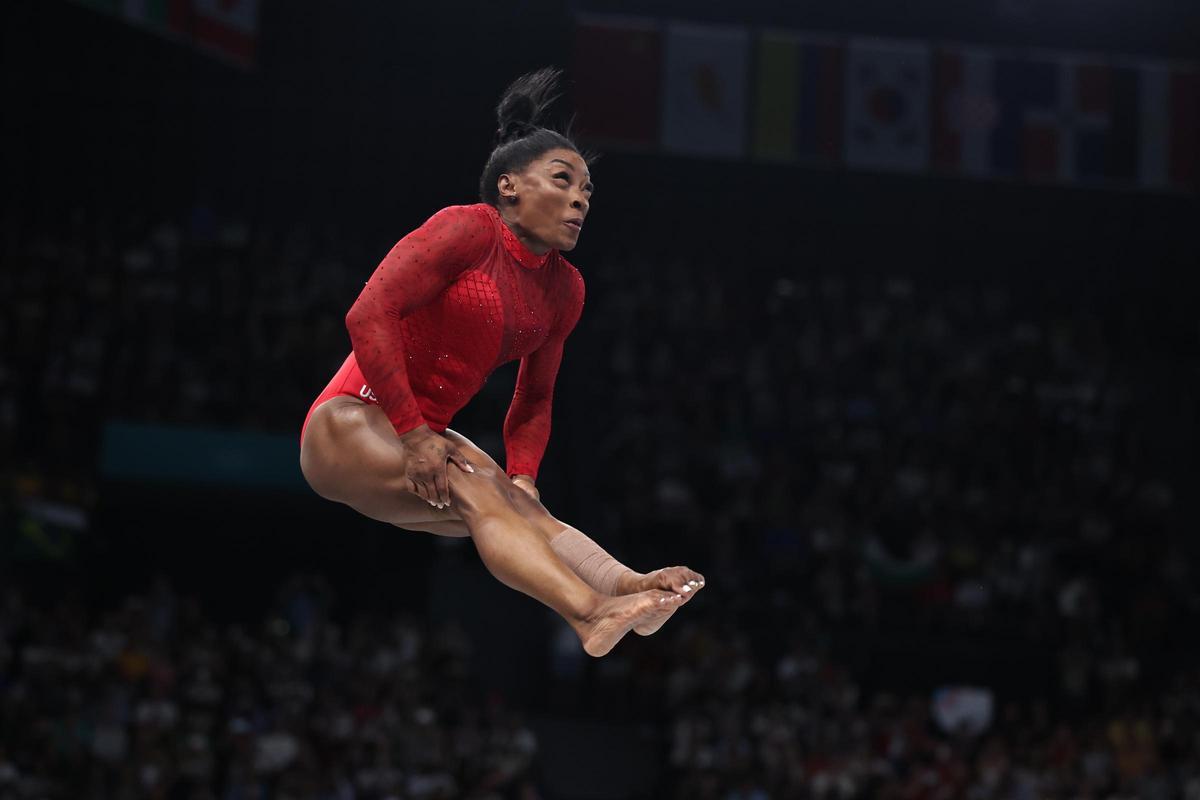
[405,429,706,634]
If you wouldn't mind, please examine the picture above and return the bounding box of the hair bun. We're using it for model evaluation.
[495,67,563,145]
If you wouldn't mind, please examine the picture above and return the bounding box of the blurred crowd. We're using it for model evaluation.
[624,611,1200,800]
[2,207,364,452]
[5,574,1200,800]
[2,202,1198,798]
[0,577,541,800]
[578,239,1194,690]
[564,241,1198,797]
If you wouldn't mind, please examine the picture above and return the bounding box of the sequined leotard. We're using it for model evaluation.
[300,203,585,481]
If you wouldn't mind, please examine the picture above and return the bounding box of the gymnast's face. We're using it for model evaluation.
[497,148,592,253]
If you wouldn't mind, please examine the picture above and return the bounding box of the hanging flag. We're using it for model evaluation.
[572,16,663,149]
[72,0,253,67]
[844,38,931,173]
[71,0,177,32]
[751,33,845,164]
[570,12,1197,192]
[991,57,1063,181]
[1138,64,1199,191]
[934,52,1148,188]
[797,39,847,164]
[1077,62,1140,185]
[931,47,1000,178]
[752,32,800,161]
[1164,66,1197,191]
[121,0,171,27]
[179,0,259,66]
[1140,64,1172,189]
[1016,59,1130,185]
[660,22,750,159]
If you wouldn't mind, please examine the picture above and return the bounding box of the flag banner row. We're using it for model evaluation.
[572,15,1199,193]
[72,0,260,68]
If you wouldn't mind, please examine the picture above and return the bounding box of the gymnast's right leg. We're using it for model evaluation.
[299,396,684,657]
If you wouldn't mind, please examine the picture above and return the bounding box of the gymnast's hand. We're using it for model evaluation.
[398,424,476,509]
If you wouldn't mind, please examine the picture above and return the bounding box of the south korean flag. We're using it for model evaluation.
[844,38,932,173]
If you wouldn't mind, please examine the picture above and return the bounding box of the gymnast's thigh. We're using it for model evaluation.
[299,397,457,526]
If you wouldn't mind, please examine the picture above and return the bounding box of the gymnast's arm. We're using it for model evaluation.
[345,205,492,437]
[503,268,586,484]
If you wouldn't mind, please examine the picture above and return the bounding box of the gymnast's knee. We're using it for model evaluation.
[506,479,551,519]
[452,462,519,520]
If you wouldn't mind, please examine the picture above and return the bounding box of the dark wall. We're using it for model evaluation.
[576,0,1200,57]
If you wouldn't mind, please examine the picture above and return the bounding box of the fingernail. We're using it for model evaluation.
[688,581,699,587]
[681,585,692,593]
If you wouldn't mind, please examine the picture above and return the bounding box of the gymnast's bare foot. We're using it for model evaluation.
[576,590,684,657]
[619,567,706,636]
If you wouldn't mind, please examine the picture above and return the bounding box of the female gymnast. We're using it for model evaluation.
[299,68,704,657]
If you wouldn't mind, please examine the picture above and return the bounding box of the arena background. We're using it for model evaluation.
[2,1,1198,798]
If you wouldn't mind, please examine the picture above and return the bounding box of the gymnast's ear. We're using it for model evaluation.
[497,172,520,205]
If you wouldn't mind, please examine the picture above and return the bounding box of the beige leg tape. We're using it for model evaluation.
[548,525,639,596]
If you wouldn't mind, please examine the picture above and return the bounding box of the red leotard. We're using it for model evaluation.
[300,203,585,481]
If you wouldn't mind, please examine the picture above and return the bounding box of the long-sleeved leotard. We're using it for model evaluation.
[300,203,585,481]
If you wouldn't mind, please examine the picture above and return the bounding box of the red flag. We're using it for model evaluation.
[572,16,662,150]
[1168,69,1198,189]
[1138,64,1199,191]
[173,0,259,67]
